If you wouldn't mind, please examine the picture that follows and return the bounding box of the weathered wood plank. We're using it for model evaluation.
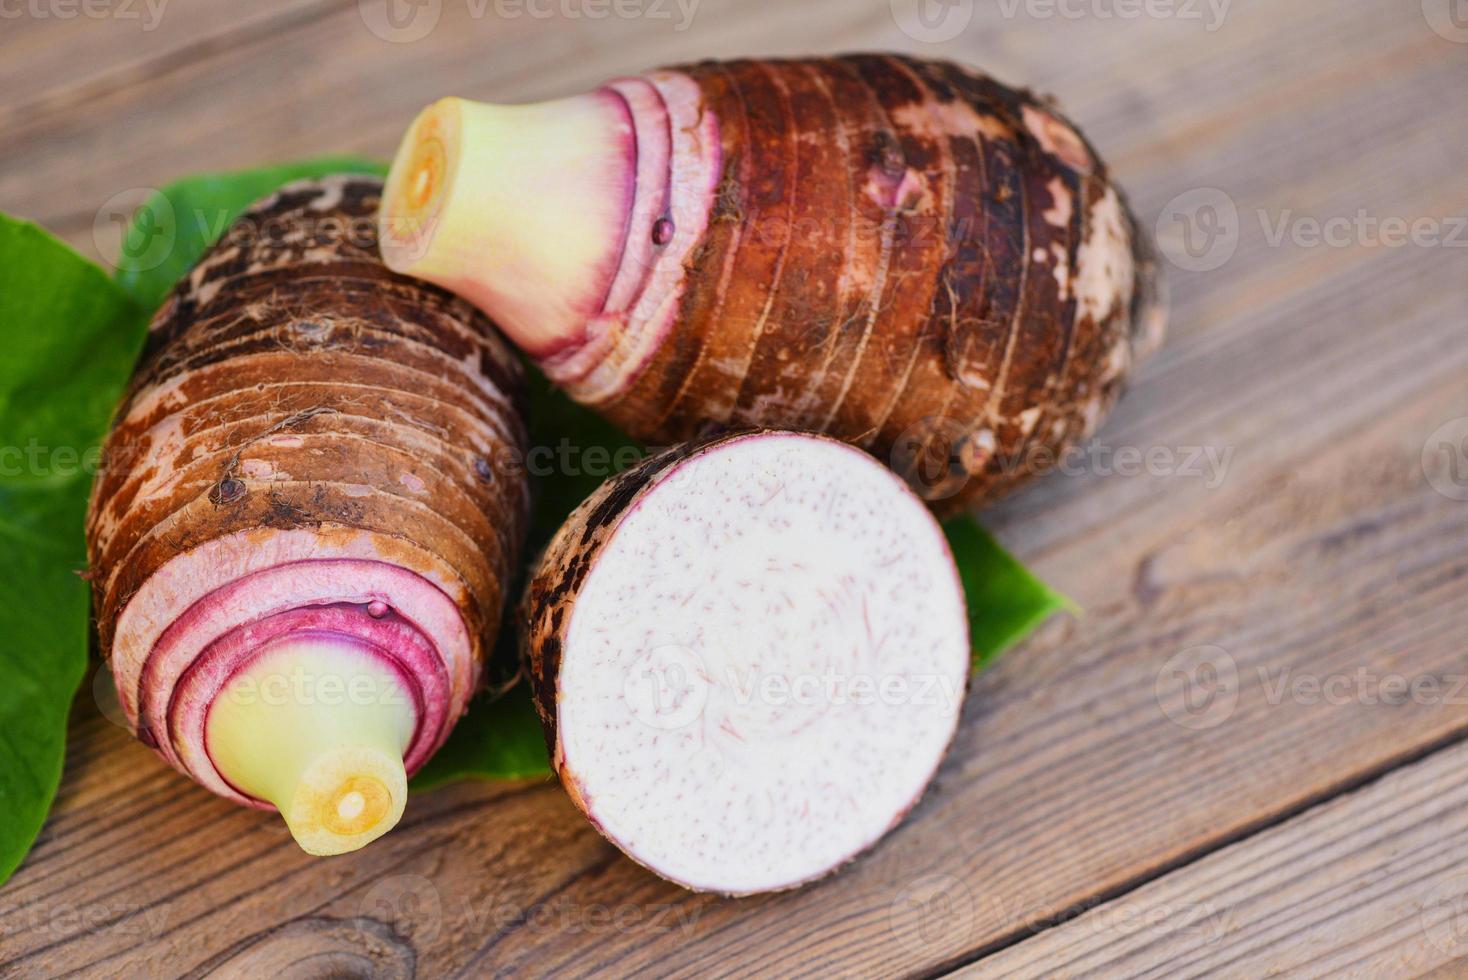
[0,0,900,260]
[959,739,1468,979]
[3,238,1463,975]
[1,0,1466,976]
[0,0,332,105]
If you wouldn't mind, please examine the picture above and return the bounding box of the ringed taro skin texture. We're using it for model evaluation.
[381,55,1166,517]
[86,176,529,855]
[521,430,970,894]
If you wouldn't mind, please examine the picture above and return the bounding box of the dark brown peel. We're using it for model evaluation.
[85,176,528,856]
[383,55,1166,517]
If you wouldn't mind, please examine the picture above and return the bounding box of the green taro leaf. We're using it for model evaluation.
[409,688,551,788]
[519,371,643,556]
[105,160,1072,792]
[111,156,388,312]
[944,515,1076,669]
[0,216,150,886]
[413,376,639,787]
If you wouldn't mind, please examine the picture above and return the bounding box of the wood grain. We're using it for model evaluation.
[2,0,1467,976]
[961,740,1468,979]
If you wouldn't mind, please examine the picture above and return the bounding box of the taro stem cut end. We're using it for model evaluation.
[205,636,417,856]
[379,92,638,359]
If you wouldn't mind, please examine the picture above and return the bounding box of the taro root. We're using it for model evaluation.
[381,54,1166,517]
[521,430,969,894]
[85,176,528,855]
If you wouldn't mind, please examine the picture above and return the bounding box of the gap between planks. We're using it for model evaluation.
[931,720,1468,978]
[950,732,1468,978]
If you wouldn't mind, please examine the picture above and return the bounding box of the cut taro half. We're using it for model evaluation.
[522,430,970,895]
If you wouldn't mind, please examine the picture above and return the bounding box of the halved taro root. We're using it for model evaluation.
[522,430,969,894]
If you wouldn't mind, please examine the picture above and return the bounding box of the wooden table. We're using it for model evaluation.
[3,1,1466,975]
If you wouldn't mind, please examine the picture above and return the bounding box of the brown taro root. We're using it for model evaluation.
[521,430,969,894]
[85,176,528,856]
[380,55,1167,516]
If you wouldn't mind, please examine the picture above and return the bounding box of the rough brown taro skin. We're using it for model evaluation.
[601,55,1166,517]
[86,176,529,740]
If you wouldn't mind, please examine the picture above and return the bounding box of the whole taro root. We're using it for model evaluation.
[86,176,528,856]
[380,54,1166,515]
